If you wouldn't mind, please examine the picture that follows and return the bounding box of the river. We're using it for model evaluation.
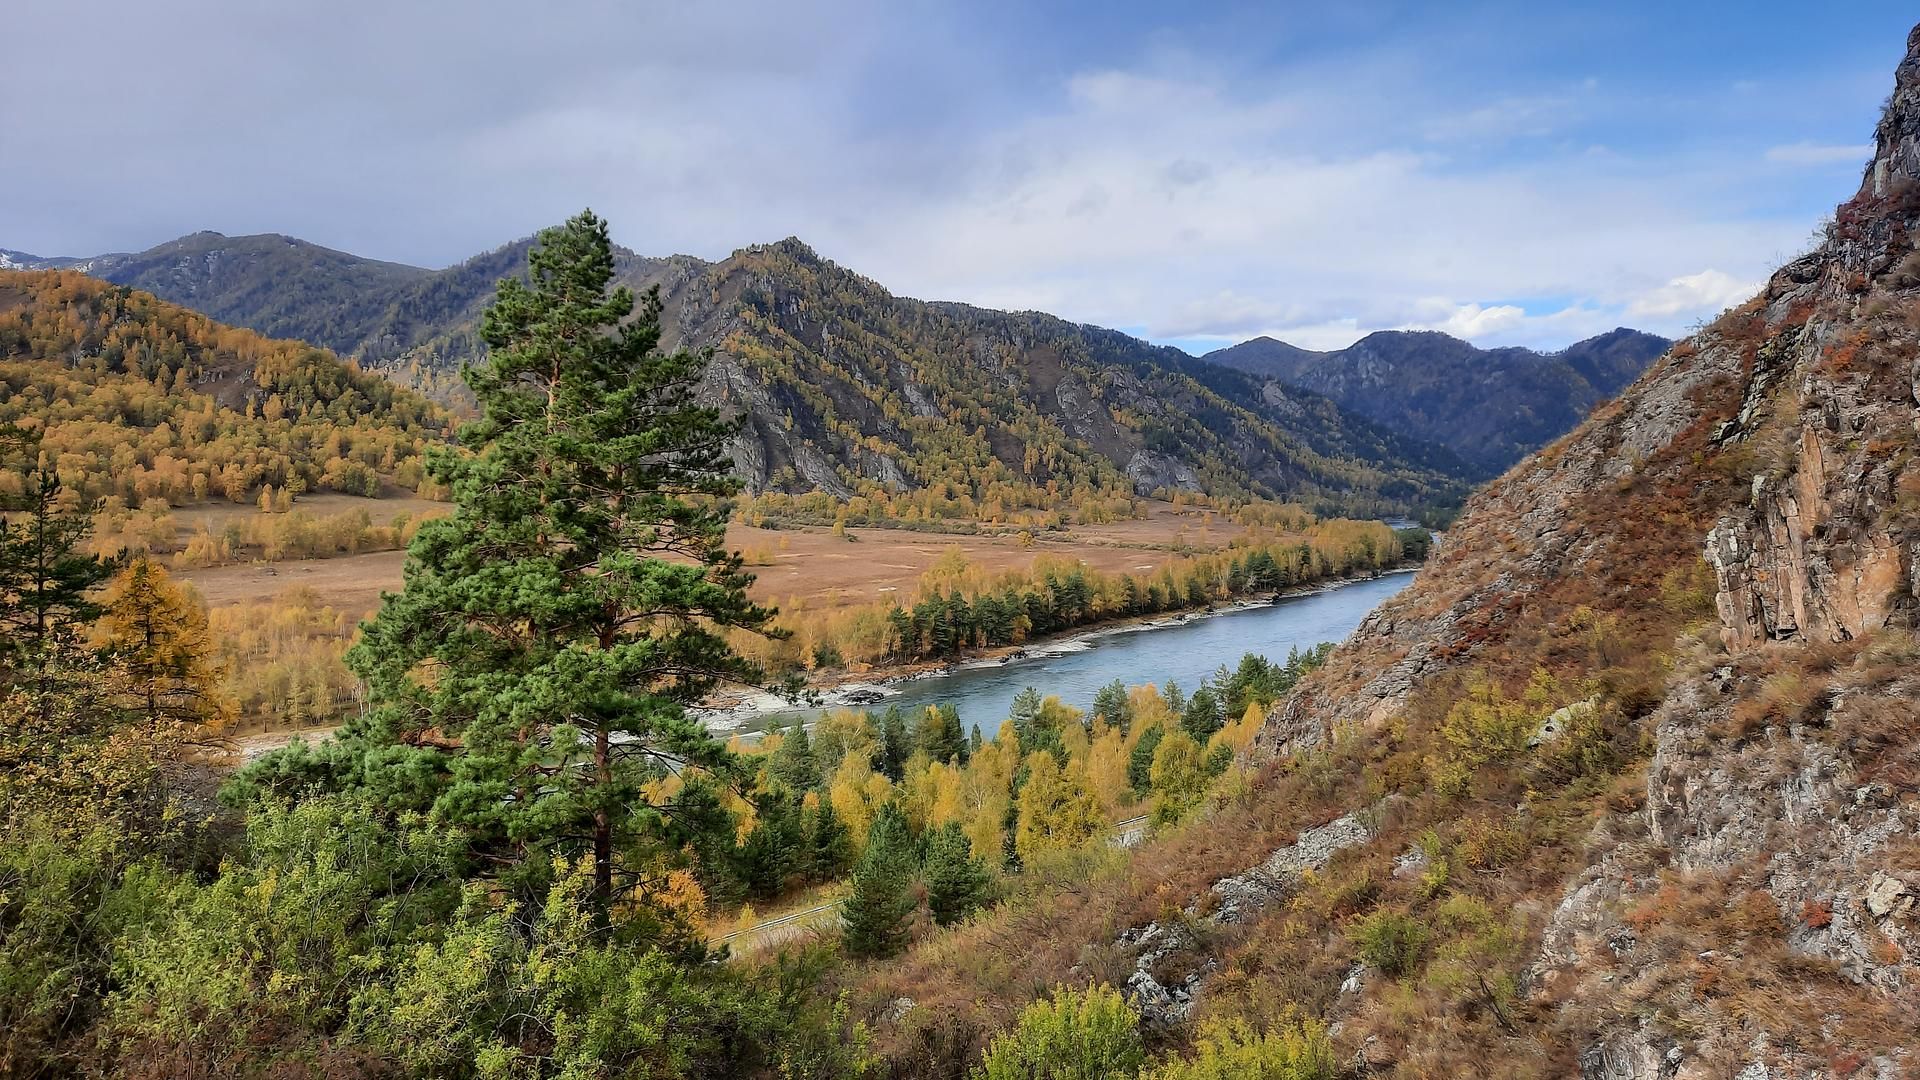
[718,570,1413,738]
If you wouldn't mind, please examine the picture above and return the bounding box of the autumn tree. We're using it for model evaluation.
[1148,729,1209,824]
[1014,752,1102,863]
[96,558,230,734]
[252,211,781,914]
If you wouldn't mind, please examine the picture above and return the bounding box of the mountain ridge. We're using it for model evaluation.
[1205,324,1673,475]
[7,230,1476,519]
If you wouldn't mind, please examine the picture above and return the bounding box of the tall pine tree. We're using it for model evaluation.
[0,426,112,688]
[841,803,916,958]
[316,211,780,911]
[923,820,991,927]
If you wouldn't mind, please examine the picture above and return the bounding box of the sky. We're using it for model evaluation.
[4,1,1915,353]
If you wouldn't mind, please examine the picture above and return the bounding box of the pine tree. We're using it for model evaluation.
[923,820,991,927]
[805,798,854,880]
[1091,680,1132,733]
[735,792,805,901]
[1008,686,1044,741]
[0,428,112,686]
[311,211,780,911]
[1127,723,1165,797]
[768,717,819,792]
[914,703,968,765]
[1181,685,1224,741]
[875,704,910,781]
[842,803,916,958]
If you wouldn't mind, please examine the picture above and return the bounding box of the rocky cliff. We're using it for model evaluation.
[1241,22,1920,1078]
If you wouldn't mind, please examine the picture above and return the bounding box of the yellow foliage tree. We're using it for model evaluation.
[827,751,895,851]
[1014,752,1102,863]
[95,558,232,735]
[1085,721,1134,817]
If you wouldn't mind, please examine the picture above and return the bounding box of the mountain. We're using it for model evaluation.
[15,233,1475,520]
[1206,326,1672,475]
[863,23,1920,1075]
[0,232,435,355]
[0,269,449,504]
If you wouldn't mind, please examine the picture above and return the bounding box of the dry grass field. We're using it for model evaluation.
[177,499,1246,620]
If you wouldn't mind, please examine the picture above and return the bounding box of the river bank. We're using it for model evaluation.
[703,564,1420,735]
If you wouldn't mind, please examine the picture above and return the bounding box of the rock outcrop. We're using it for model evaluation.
[1248,22,1920,1077]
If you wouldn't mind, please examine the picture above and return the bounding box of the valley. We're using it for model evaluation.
[5,11,1918,1080]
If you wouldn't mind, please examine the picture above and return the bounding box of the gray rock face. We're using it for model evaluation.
[1208,811,1373,924]
[1123,449,1203,497]
[1112,808,1376,1026]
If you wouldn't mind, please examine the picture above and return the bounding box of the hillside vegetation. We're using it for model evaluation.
[0,270,450,504]
[842,27,1920,1078]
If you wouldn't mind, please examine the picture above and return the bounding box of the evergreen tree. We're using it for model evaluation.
[1162,680,1187,717]
[1127,723,1165,798]
[0,427,112,687]
[915,703,968,765]
[841,803,916,958]
[283,211,780,912]
[1008,686,1044,740]
[1091,679,1132,733]
[875,704,910,781]
[1181,685,1224,742]
[734,792,805,901]
[804,798,854,880]
[923,820,991,927]
[768,718,819,792]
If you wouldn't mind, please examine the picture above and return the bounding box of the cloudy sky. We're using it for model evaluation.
[5,1,1914,352]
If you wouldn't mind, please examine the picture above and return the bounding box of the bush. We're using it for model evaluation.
[1142,1015,1338,1080]
[1351,909,1430,978]
[974,984,1143,1080]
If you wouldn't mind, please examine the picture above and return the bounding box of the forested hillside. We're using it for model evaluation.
[11,233,1472,520]
[1206,326,1671,474]
[0,270,450,503]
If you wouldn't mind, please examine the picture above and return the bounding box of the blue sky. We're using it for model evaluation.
[3,1,1914,352]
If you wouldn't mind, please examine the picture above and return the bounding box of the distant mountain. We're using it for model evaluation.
[1205,326,1671,475]
[13,232,1474,519]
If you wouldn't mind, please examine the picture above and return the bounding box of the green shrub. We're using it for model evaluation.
[974,984,1144,1080]
[1142,1015,1338,1080]
[1351,909,1430,977]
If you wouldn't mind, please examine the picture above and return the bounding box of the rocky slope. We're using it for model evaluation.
[858,22,1920,1080]
[1248,23,1920,1077]
[1207,327,1672,475]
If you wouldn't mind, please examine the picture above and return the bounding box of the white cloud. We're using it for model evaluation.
[1625,269,1760,321]
[0,1,1846,354]
[1765,141,1873,166]
[827,63,1808,351]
